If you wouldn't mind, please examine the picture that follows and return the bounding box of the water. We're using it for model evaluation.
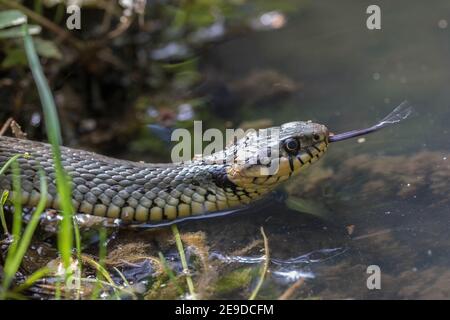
[191,0,450,299]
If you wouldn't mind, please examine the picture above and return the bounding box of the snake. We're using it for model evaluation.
[0,102,412,226]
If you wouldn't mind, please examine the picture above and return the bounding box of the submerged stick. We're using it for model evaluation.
[329,101,414,142]
[277,277,305,300]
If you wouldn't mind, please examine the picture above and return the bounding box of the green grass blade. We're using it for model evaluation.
[0,154,22,176]
[73,219,81,262]
[54,279,61,300]
[113,267,130,287]
[89,228,118,299]
[13,266,50,293]
[22,24,74,270]
[1,291,27,300]
[0,9,27,29]
[8,161,22,259]
[171,224,196,299]
[72,219,82,299]
[22,25,61,145]
[2,169,48,291]
[158,252,184,296]
[0,190,10,235]
[0,154,26,236]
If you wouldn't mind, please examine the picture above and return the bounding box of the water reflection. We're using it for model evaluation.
[211,247,348,284]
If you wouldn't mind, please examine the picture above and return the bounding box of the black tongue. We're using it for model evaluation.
[329,101,414,143]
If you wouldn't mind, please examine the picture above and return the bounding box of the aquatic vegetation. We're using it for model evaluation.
[215,267,254,295]
[288,151,450,206]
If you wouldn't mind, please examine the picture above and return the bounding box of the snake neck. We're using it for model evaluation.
[0,136,267,223]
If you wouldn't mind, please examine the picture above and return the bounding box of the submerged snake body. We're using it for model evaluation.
[0,122,329,224]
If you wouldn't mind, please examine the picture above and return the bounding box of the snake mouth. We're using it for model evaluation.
[304,141,328,163]
[288,140,328,174]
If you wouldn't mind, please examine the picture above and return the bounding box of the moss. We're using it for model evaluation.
[214,267,254,295]
[145,274,186,300]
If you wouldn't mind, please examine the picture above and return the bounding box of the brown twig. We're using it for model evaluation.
[231,239,263,256]
[0,117,13,137]
[277,277,305,300]
[99,1,118,34]
[107,16,133,39]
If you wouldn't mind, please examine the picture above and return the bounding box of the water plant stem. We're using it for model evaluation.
[171,224,196,299]
[249,227,269,300]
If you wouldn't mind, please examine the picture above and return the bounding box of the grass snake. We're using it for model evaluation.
[0,102,413,225]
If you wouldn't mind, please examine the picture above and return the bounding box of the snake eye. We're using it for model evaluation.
[284,138,300,154]
[313,134,321,141]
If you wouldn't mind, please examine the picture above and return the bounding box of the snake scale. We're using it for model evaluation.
[0,122,329,224]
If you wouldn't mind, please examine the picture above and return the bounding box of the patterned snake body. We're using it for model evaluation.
[0,122,329,224]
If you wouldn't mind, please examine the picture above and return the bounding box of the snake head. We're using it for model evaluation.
[224,121,329,191]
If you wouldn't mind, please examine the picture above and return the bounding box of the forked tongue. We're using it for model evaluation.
[329,101,414,142]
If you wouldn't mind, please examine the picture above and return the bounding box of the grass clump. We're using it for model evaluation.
[0,20,77,299]
[0,161,49,298]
